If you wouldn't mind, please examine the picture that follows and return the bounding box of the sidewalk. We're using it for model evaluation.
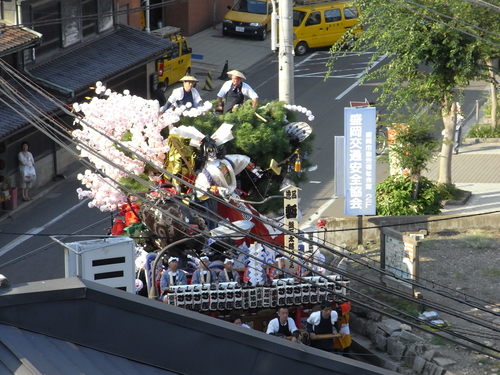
[186,24,272,95]
[425,141,500,215]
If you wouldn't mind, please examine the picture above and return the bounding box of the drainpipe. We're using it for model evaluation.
[145,0,150,33]
[16,0,22,25]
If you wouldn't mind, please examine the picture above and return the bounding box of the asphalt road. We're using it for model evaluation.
[0,50,385,284]
[0,49,485,284]
[246,50,387,228]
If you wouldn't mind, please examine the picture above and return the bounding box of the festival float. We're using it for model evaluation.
[71,83,348,325]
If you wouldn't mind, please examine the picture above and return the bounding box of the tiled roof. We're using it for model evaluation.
[0,26,172,139]
[0,23,41,57]
[29,25,174,94]
[0,78,60,138]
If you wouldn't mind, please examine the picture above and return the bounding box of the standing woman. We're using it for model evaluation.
[18,142,36,201]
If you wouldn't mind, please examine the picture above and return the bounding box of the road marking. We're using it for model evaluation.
[309,181,322,184]
[295,52,318,67]
[0,198,90,258]
[300,195,337,230]
[335,54,387,100]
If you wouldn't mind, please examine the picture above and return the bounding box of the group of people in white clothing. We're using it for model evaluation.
[159,69,259,114]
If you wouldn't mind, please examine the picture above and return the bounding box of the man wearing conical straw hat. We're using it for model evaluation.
[216,70,259,113]
[161,75,203,112]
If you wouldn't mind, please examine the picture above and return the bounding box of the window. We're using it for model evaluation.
[62,0,81,47]
[32,2,62,54]
[293,10,306,27]
[344,7,358,20]
[99,0,113,32]
[325,9,341,23]
[305,12,321,26]
[181,40,190,55]
[117,4,129,25]
[82,0,98,37]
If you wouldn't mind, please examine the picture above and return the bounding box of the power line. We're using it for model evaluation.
[1,63,499,357]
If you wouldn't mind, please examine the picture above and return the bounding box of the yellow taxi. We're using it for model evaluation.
[152,26,192,86]
[293,1,361,55]
[222,0,271,40]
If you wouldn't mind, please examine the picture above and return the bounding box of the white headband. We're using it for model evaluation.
[168,256,179,263]
[224,258,234,264]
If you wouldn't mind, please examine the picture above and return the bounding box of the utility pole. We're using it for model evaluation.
[277,0,294,104]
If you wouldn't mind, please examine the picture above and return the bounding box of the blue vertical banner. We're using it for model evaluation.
[344,107,377,215]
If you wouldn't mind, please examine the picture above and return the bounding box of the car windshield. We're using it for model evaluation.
[293,10,306,27]
[233,0,268,15]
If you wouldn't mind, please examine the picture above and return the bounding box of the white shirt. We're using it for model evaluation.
[217,81,258,100]
[266,317,298,335]
[162,86,202,111]
[307,310,338,327]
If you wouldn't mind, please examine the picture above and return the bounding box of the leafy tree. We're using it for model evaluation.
[384,113,440,198]
[329,0,499,184]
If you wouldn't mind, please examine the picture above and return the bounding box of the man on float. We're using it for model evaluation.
[161,75,202,112]
[266,307,300,343]
[306,302,339,353]
[218,258,241,283]
[216,70,258,113]
[191,256,218,284]
[160,257,188,297]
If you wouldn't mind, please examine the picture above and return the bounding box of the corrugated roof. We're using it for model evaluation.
[0,324,177,375]
[0,23,41,57]
[29,25,174,94]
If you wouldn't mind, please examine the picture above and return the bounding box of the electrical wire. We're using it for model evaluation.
[1,59,498,340]
[1,62,498,358]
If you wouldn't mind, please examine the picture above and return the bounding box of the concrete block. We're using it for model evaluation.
[375,333,387,351]
[413,355,427,374]
[387,336,406,361]
[367,311,382,321]
[350,315,368,335]
[379,318,403,335]
[422,362,433,375]
[433,357,456,368]
[399,330,424,343]
[383,359,400,372]
[366,321,378,341]
[432,365,445,375]
[423,349,436,361]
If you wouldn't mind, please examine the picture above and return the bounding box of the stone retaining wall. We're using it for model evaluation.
[350,307,457,375]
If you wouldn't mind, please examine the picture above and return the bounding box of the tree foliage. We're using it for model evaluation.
[329,0,499,183]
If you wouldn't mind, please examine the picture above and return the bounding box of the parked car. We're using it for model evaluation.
[152,26,192,87]
[293,1,361,55]
[222,0,271,40]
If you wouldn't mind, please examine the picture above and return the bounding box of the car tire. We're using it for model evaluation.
[222,28,229,36]
[295,41,308,56]
[164,78,169,88]
[259,28,267,41]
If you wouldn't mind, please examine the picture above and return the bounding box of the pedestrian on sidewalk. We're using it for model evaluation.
[216,70,258,113]
[18,141,36,201]
[160,75,203,113]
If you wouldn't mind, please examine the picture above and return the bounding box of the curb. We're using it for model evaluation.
[0,163,85,225]
[443,190,472,207]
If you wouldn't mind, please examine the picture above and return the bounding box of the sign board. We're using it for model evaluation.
[380,227,421,296]
[343,107,376,215]
[283,185,300,271]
